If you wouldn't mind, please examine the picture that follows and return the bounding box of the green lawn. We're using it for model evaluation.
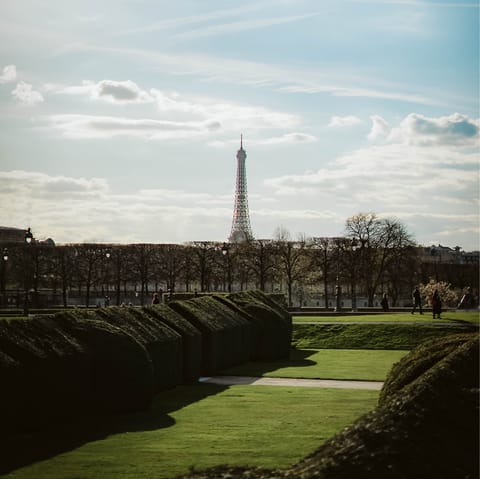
[222,348,407,381]
[3,384,378,479]
[293,311,480,324]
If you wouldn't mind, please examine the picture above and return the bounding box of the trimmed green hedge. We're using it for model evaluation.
[142,305,203,383]
[0,291,292,433]
[226,290,292,360]
[290,333,479,479]
[292,322,478,350]
[169,296,252,375]
[0,314,154,433]
[91,306,183,391]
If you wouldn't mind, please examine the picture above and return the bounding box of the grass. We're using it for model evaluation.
[3,314,470,478]
[221,348,407,381]
[292,322,478,350]
[293,311,480,324]
[3,384,379,479]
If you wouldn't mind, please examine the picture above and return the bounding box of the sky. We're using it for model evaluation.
[0,0,479,250]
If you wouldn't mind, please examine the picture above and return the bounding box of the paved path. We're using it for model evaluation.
[199,375,383,390]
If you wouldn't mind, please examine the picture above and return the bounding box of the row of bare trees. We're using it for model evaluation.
[1,214,477,308]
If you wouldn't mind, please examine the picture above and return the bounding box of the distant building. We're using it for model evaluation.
[0,226,27,244]
[0,226,55,245]
[419,244,479,265]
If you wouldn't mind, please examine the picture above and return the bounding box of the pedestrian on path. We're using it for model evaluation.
[431,289,442,319]
[411,287,423,314]
[381,293,389,312]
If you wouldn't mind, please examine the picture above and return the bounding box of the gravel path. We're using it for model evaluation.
[199,375,383,390]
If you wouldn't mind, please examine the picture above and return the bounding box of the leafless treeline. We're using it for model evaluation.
[1,214,477,308]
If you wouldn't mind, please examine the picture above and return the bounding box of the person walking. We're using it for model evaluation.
[411,287,423,314]
[381,293,389,312]
[431,289,442,319]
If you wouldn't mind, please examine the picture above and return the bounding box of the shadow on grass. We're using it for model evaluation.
[0,383,227,475]
[219,348,317,377]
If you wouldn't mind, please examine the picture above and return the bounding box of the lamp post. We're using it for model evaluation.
[24,227,34,316]
[1,248,8,307]
[104,251,111,306]
[221,242,231,292]
[351,239,358,312]
[334,239,342,312]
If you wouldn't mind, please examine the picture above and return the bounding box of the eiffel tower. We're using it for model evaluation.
[229,135,254,243]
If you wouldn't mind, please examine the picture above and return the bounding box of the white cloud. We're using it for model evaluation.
[390,112,480,146]
[328,115,363,127]
[151,89,299,129]
[207,132,317,148]
[94,79,154,104]
[11,81,44,105]
[48,114,221,139]
[367,115,390,141]
[256,133,318,145]
[262,112,479,248]
[0,64,17,84]
[66,45,443,109]
[0,170,232,244]
[48,79,154,104]
[173,13,320,41]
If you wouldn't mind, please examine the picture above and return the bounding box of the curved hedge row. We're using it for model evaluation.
[0,290,291,433]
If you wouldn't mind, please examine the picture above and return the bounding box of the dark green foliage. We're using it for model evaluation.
[169,296,252,375]
[173,332,479,479]
[379,333,479,404]
[142,305,203,382]
[226,290,292,360]
[0,315,90,432]
[288,333,479,479]
[292,322,477,350]
[49,312,154,414]
[0,291,292,435]
[91,306,183,391]
[0,312,154,433]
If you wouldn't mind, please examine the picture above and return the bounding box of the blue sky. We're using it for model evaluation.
[0,0,478,249]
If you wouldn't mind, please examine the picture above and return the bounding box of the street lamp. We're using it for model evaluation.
[24,227,34,316]
[334,239,342,312]
[104,251,111,306]
[221,242,232,292]
[1,248,8,307]
[351,239,358,312]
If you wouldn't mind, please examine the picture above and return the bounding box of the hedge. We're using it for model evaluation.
[51,313,154,414]
[169,296,252,375]
[289,333,479,479]
[0,314,154,432]
[141,304,203,383]
[91,306,183,391]
[0,290,292,433]
[225,290,292,360]
[292,322,478,350]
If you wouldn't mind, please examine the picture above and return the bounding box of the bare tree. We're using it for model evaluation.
[72,244,106,307]
[345,213,415,306]
[189,241,218,292]
[274,228,309,307]
[130,244,160,304]
[244,239,277,291]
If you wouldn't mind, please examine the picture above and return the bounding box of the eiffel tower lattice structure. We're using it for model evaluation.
[229,135,254,243]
